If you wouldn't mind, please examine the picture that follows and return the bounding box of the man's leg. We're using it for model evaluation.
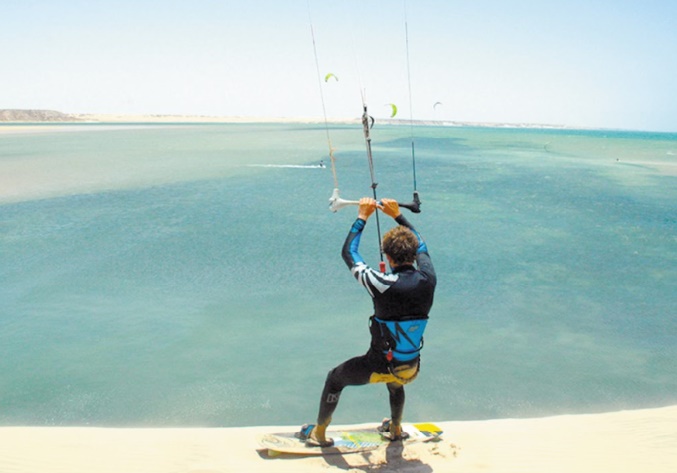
[383,358,420,439]
[386,381,405,435]
[311,355,372,445]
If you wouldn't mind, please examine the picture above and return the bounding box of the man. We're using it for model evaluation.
[302,197,436,446]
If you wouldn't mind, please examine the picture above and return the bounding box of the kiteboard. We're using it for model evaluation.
[258,422,442,456]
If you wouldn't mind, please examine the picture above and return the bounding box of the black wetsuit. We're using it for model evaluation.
[316,214,436,426]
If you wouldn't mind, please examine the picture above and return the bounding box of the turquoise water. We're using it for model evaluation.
[1,124,675,427]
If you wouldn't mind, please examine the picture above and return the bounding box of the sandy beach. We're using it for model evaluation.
[0,405,675,473]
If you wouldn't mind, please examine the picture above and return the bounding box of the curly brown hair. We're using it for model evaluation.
[382,225,418,266]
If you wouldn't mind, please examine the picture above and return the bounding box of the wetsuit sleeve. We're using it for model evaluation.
[395,214,436,286]
[342,218,398,297]
[342,218,366,268]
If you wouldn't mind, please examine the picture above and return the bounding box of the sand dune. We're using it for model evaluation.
[1,405,675,473]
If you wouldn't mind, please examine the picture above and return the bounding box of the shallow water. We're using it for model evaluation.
[1,124,675,426]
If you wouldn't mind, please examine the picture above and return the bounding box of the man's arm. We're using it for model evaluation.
[341,197,377,268]
[341,218,366,269]
[382,198,435,284]
[394,214,429,256]
[340,198,397,296]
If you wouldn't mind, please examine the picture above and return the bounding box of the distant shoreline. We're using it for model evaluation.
[0,109,601,131]
[2,110,676,136]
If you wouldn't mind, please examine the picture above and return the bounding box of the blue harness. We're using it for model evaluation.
[372,317,428,362]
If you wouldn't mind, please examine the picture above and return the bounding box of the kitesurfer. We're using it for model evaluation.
[300,197,436,446]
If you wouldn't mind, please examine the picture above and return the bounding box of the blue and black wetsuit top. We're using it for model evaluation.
[342,214,436,363]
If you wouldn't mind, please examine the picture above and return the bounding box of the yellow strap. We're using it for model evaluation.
[368,363,419,385]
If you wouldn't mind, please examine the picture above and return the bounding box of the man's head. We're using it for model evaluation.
[382,225,418,267]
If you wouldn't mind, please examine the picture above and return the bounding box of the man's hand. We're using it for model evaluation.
[358,197,377,220]
[379,198,401,219]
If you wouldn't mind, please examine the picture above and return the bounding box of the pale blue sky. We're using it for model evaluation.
[2,0,676,131]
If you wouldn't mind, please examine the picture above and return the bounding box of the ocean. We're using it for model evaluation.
[1,123,675,427]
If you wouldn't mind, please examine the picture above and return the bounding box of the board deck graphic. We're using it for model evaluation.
[258,422,442,456]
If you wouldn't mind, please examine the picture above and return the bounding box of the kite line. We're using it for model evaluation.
[308,1,422,268]
[403,0,421,211]
[307,2,339,193]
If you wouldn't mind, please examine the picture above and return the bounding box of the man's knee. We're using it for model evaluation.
[325,366,339,385]
[323,367,343,401]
